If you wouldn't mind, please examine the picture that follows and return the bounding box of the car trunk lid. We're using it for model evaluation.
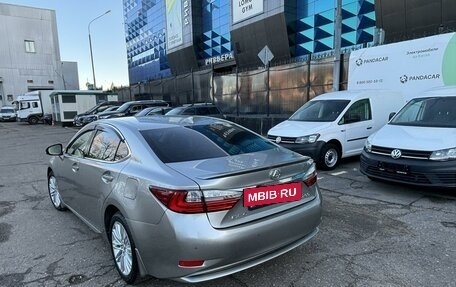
[166,149,317,229]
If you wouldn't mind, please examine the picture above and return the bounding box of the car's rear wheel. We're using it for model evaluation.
[318,143,340,170]
[109,212,138,284]
[28,116,39,125]
[48,171,66,211]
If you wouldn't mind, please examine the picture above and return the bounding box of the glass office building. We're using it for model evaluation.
[123,0,375,83]
[123,0,171,84]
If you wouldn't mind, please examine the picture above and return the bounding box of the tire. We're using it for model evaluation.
[318,143,340,171]
[28,116,39,125]
[109,212,138,284]
[47,171,67,211]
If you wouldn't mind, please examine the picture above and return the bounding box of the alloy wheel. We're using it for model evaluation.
[111,221,133,276]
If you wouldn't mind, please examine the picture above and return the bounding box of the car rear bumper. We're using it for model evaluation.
[360,151,456,188]
[127,189,322,281]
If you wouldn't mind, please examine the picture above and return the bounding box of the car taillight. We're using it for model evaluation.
[303,162,317,187]
[303,171,317,187]
[149,187,241,214]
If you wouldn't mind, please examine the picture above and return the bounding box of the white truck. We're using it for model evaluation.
[16,90,53,125]
[16,90,118,125]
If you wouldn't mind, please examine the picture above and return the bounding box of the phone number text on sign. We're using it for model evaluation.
[356,79,384,85]
[243,182,302,207]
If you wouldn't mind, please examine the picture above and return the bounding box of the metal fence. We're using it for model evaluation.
[114,54,350,134]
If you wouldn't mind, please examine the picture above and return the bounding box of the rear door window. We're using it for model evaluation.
[88,130,123,161]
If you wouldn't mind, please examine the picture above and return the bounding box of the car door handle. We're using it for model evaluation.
[367,127,373,130]
[72,163,79,172]
[102,173,115,183]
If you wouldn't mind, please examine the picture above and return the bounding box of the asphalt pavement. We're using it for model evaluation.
[0,121,455,287]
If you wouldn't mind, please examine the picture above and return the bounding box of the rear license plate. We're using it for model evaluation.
[243,182,302,207]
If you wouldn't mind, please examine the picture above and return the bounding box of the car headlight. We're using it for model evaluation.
[429,147,456,161]
[295,134,320,144]
[98,115,110,119]
[364,138,372,153]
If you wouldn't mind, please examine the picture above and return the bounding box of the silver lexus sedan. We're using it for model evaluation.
[45,116,322,284]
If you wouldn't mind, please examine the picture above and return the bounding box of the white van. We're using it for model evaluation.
[267,90,405,170]
[360,86,456,188]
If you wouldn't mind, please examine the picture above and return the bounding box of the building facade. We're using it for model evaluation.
[123,0,456,84]
[0,3,78,107]
[124,0,378,83]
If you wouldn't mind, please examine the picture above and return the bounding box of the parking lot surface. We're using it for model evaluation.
[0,121,455,287]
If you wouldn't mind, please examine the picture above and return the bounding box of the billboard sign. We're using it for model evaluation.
[166,0,192,50]
[232,0,264,24]
[348,33,456,100]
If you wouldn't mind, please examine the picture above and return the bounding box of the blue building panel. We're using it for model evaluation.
[294,0,376,55]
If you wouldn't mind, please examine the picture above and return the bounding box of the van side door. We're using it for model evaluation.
[338,99,373,157]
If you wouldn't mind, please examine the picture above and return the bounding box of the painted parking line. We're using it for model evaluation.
[330,171,347,176]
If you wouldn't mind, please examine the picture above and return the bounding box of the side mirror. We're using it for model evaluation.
[388,112,396,121]
[46,144,63,156]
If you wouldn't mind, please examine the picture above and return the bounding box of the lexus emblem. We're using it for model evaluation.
[275,137,282,144]
[391,149,402,159]
[269,169,281,180]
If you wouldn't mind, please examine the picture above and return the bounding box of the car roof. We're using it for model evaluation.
[182,103,216,107]
[311,89,398,101]
[420,85,456,98]
[95,116,225,132]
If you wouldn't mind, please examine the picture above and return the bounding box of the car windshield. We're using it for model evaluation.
[289,100,350,122]
[165,107,186,115]
[1,108,14,113]
[141,122,276,163]
[390,96,456,128]
[115,102,133,113]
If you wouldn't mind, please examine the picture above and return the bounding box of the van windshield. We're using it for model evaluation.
[289,100,350,122]
[390,96,456,128]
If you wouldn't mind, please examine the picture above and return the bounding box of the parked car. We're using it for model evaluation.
[166,103,225,118]
[73,101,123,127]
[77,106,121,127]
[360,86,456,188]
[98,100,169,119]
[267,90,405,170]
[0,106,16,122]
[135,106,173,117]
[45,116,321,284]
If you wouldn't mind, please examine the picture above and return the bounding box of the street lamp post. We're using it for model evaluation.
[88,10,111,90]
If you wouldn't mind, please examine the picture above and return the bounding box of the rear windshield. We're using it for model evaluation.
[141,123,276,163]
[289,100,350,122]
[390,96,456,128]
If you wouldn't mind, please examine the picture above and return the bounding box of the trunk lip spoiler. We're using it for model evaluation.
[196,157,312,180]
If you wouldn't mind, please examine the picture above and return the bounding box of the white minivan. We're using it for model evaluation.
[267,90,405,170]
[361,86,456,188]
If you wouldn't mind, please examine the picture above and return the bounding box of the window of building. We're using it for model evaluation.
[62,95,76,103]
[7,95,13,102]
[25,40,36,53]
